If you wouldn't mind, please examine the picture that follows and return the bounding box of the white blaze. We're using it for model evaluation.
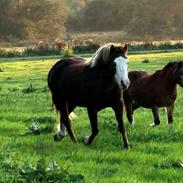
[114,56,130,89]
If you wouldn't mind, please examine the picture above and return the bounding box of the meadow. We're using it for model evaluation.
[0,51,183,182]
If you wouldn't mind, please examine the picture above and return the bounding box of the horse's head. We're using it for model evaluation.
[90,43,130,90]
[173,61,183,87]
[109,44,130,90]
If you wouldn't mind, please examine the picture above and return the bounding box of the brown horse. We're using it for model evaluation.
[124,61,183,126]
[48,44,130,148]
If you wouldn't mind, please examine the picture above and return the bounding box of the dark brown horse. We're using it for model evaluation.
[48,44,130,148]
[124,61,183,126]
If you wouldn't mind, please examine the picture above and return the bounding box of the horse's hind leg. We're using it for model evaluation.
[84,108,99,145]
[54,102,77,143]
[150,107,160,127]
[167,103,174,124]
[129,102,140,124]
[113,102,129,149]
[58,104,76,137]
[123,92,134,125]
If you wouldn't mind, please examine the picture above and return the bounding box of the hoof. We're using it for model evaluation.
[83,136,90,145]
[124,144,130,150]
[54,132,65,142]
[150,123,160,127]
[130,121,135,126]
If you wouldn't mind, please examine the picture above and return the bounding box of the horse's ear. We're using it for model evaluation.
[178,61,183,68]
[110,44,115,54]
[123,44,128,56]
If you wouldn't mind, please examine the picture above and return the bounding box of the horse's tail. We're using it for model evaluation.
[48,61,60,114]
[52,102,77,133]
[48,60,77,133]
[47,59,65,112]
[52,102,77,120]
[47,60,62,94]
[49,91,77,122]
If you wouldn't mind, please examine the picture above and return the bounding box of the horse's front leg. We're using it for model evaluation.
[84,108,99,145]
[167,103,174,124]
[113,101,129,149]
[150,107,160,127]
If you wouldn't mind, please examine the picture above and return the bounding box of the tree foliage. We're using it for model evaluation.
[0,0,182,41]
[67,0,183,39]
[0,0,67,41]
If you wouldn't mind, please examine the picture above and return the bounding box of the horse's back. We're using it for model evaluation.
[126,69,177,108]
[124,70,149,97]
[48,57,86,92]
[48,56,120,108]
[48,57,85,78]
[125,71,157,108]
[128,71,148,83]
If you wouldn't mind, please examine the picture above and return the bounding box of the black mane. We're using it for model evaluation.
[162,61,177,70]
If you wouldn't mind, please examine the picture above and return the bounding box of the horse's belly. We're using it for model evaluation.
[131,92,175,108]
[155,97,176,107]
[73,96,114,107]
[61,78,120,108]
[66,90,117,108]
[132,97,154,108]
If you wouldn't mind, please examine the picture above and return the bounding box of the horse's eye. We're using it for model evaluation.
[112,62,116,67]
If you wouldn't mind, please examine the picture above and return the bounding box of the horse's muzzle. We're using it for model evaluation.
[121,80,130,90]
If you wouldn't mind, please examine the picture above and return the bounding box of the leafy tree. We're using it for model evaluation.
[0,0,25,40]
[66,0,183,40]
[0,0,68,41]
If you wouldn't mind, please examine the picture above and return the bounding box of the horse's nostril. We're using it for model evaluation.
[121,80,130,90]
[121,81,127,90]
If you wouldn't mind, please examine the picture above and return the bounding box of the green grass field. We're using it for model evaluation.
[0,51,183,182]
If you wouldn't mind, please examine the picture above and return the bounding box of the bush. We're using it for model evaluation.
[142,59,150,63]
[73,43,100,53]
[54,38,65,50]
[0,40,183,58]
[128,41,183,51]
[174,42,183,49]
[61,45,74,57]
[0,48,21,57]
[24,41,60,56]
[24,46,60,56]
[0,49,7,57]
[6,49,21,57]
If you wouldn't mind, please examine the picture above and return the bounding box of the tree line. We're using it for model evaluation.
[0,0,182,42]
[67,0,183,40]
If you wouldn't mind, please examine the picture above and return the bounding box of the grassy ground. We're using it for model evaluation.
[0,51,183,182]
